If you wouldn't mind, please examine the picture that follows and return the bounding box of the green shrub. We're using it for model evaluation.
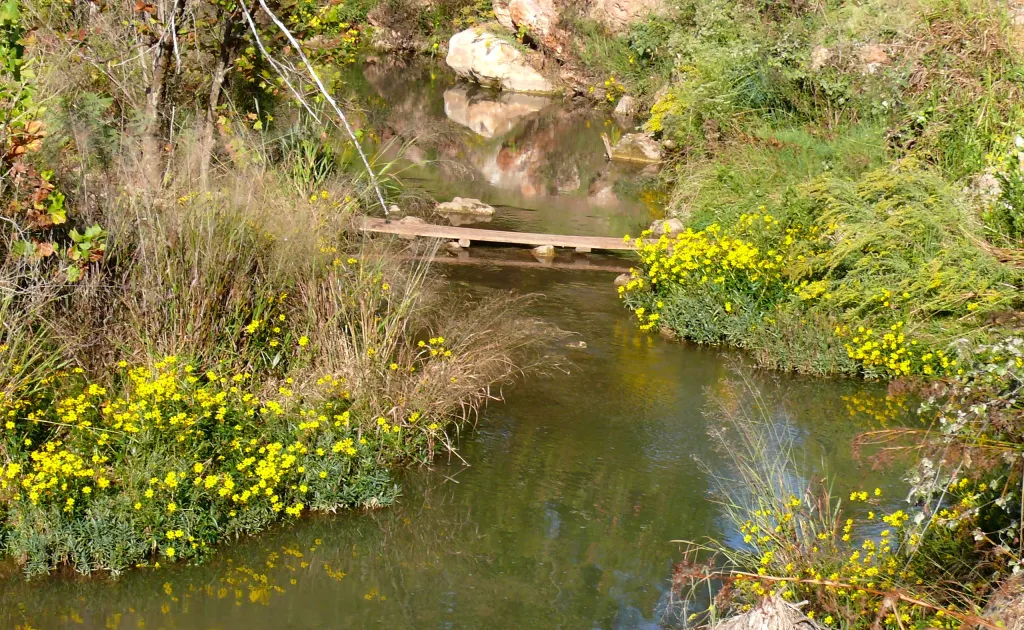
[623,161,1023,377]
[0,355,404,576]
[673,380,990,629]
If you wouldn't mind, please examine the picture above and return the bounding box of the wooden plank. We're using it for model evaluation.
[359,218,637,251]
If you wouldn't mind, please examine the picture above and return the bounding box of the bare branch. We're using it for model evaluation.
[254,0,391,219]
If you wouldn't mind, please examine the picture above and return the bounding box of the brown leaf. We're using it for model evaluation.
[36,242,55,257]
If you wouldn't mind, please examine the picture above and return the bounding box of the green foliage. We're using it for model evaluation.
[572,15,676,97]
[0,356,404,575]
[674,382,988,630]
[624,161,1023,377]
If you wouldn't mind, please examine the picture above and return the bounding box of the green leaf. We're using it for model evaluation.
[11,239,35,256]
[0,0,20,25]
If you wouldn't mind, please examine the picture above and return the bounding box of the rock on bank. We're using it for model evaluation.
[446,27,558,94]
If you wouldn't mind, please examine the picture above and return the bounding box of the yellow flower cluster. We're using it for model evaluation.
[730,490,961,629]
[417,336,452,359]
[0,353,432,570]
[621,213,797,332]
[836,322,960,378]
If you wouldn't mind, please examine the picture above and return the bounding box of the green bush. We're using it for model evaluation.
[623,161,1023,377]
[0,355,403,576]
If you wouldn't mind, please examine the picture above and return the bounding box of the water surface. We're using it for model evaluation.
[0,63,907,630]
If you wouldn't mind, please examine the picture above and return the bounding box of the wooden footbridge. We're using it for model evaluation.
[359,217,637,253]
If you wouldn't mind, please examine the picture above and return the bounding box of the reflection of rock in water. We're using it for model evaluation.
[589,165,621,207]
[556,164,581,193]
[443,86,551,139]
[446,213,493,227]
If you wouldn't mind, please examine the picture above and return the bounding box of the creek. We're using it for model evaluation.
[0,61,907,629]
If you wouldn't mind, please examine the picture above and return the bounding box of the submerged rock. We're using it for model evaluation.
[444,241,465,255]
[436,197,496,216]
[555,164,581,193]
[532,244,555,258]
[614,272,632,287]
[565,340,588,349]
[602,132,662,164]
[446,27,558,94]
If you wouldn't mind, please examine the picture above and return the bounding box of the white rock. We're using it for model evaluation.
[435,197,496,216]
[492,0,515,30]
[446,27,558,94]
[649,217,683,235]
[858,44,890,75]
[532,244,555,258]
[613,95,639,118]
[810,46,832,72]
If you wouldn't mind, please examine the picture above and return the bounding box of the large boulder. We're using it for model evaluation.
[446,27,558,94]
[589,0,664,33]
[493,0,515,30]
[602,132,662,164]
[443,86,551,138]
[509,0,566,53]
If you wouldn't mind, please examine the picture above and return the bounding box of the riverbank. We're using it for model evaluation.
[356,0,1024,626]
[4,0,1024,626]
[0,261,906,629]
[0,2,556,576]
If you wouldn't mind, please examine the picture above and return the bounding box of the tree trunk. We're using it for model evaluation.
[199,13,241,186]
[140,0,183,191]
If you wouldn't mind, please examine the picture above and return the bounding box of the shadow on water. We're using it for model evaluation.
[0,62,912,630]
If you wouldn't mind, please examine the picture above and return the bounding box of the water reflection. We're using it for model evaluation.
[443,86,551,139]
[352,60,658,237]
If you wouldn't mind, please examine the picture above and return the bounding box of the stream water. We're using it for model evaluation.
[0,62,908,629]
